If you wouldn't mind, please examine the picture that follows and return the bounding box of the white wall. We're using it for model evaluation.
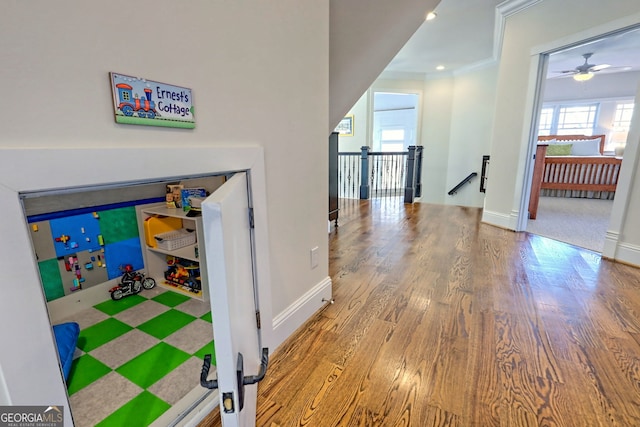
[544,70,640,102]
[422,76,454,204]
[482,0,640,266]
[0,0,329,419]
[542,71,640,150]
[340,91,370,152]
[372,66,496,206]
[615,78,640,255]
[445,65,498,207]
[329,0,441,130]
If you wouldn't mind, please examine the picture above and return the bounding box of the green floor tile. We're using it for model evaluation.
[152,291,191,307]
[193,340,216,365]
[137,309,196,339]
[67,354,111,395]
[77,318,133,352]
[116,342,190,388]
[200,311,212,323]
[96,391,170,427]
[94,294,146,316]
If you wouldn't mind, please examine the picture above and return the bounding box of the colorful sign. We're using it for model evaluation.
[110,72,195,129]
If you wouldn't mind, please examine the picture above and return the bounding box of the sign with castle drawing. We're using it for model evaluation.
[110,72,195,129]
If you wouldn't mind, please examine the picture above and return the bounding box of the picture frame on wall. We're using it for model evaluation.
[110,72,195,129]
[335,115,354,137]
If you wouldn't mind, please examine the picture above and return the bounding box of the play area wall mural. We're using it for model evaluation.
[28,201,160,302]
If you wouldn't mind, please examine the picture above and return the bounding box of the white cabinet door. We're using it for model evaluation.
[201,172,264,427]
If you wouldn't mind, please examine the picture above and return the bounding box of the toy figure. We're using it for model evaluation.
[109,264,156,300]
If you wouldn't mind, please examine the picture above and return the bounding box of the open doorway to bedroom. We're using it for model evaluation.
[524,27,640,253]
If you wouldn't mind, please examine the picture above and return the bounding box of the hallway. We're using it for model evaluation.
[201,199,640,426]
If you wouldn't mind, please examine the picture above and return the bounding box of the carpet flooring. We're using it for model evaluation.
[57,286,215,427]
[526,196,613,253]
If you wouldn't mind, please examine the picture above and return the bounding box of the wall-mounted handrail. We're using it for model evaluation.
[448,172,477,195]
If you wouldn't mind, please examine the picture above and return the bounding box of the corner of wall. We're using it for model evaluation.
[481,208,518,231]
[604,231,640,268]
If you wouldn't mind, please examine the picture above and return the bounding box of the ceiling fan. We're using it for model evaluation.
[556,53,610,81]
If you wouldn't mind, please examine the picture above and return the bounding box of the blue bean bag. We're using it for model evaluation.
[52,322,80,382]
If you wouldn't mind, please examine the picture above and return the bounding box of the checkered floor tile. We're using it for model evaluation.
[59,286,216,426]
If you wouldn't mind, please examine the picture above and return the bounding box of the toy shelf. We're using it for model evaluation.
[137,204,209,301]
[147,243,199,263]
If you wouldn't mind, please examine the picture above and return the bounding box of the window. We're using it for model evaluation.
[556,104,598,135]
[538,103,599,136]
[372,92,419,152]
[380,129,405,152]
[613,102,635,131]
[538,107,554,136]
[609,102,635,152]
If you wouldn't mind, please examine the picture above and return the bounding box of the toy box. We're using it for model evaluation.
[154,229,196,251]
[144,216,182,248]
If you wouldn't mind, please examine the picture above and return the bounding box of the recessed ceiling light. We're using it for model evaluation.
[426,11,437,21]
[436,65,445,71]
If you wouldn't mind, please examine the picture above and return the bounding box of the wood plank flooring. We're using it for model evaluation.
[198,198,640,426]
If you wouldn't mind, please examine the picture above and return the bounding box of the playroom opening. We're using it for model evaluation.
[21,173,228,426]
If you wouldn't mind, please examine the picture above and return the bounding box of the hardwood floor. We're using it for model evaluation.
[199,198,640,426]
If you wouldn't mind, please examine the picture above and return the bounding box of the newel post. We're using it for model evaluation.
[404,145,417,203]
[415,146,423,198]
[360,146,370,199]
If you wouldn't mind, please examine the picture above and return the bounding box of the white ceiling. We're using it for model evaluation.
[380,0,640,80]
[546,27,640,80]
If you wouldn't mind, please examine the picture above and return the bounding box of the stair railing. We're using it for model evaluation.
[338,146,423,203]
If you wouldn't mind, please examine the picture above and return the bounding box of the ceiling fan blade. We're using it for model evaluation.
[590,64,610,71]
[598,65,632,72]
[548,74,571,79]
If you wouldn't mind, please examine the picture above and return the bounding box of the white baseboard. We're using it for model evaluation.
[271,276,332,349]
[602,230,620,259]
[481,209,516,230]
[613,242,640,267]
[47,279,118,323]
[152,388,219,427]
[602,231,640,267]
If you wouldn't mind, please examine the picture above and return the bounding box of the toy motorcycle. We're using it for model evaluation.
[110,265,156,301]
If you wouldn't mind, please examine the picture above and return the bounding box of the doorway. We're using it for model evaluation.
[0,145,273,427]
[523,27,640,252]
[372,92,419,152]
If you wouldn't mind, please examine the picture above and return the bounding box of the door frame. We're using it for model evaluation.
[0,144,274,426]
[517,25,640,262]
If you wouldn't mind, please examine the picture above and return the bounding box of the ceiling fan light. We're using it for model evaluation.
[573,72,594,82]
[426,11,437,21]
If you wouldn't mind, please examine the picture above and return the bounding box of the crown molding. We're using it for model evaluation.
[493,0,543,61]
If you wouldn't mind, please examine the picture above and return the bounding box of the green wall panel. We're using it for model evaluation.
[39,258,65,301]
[99,207,140,244]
